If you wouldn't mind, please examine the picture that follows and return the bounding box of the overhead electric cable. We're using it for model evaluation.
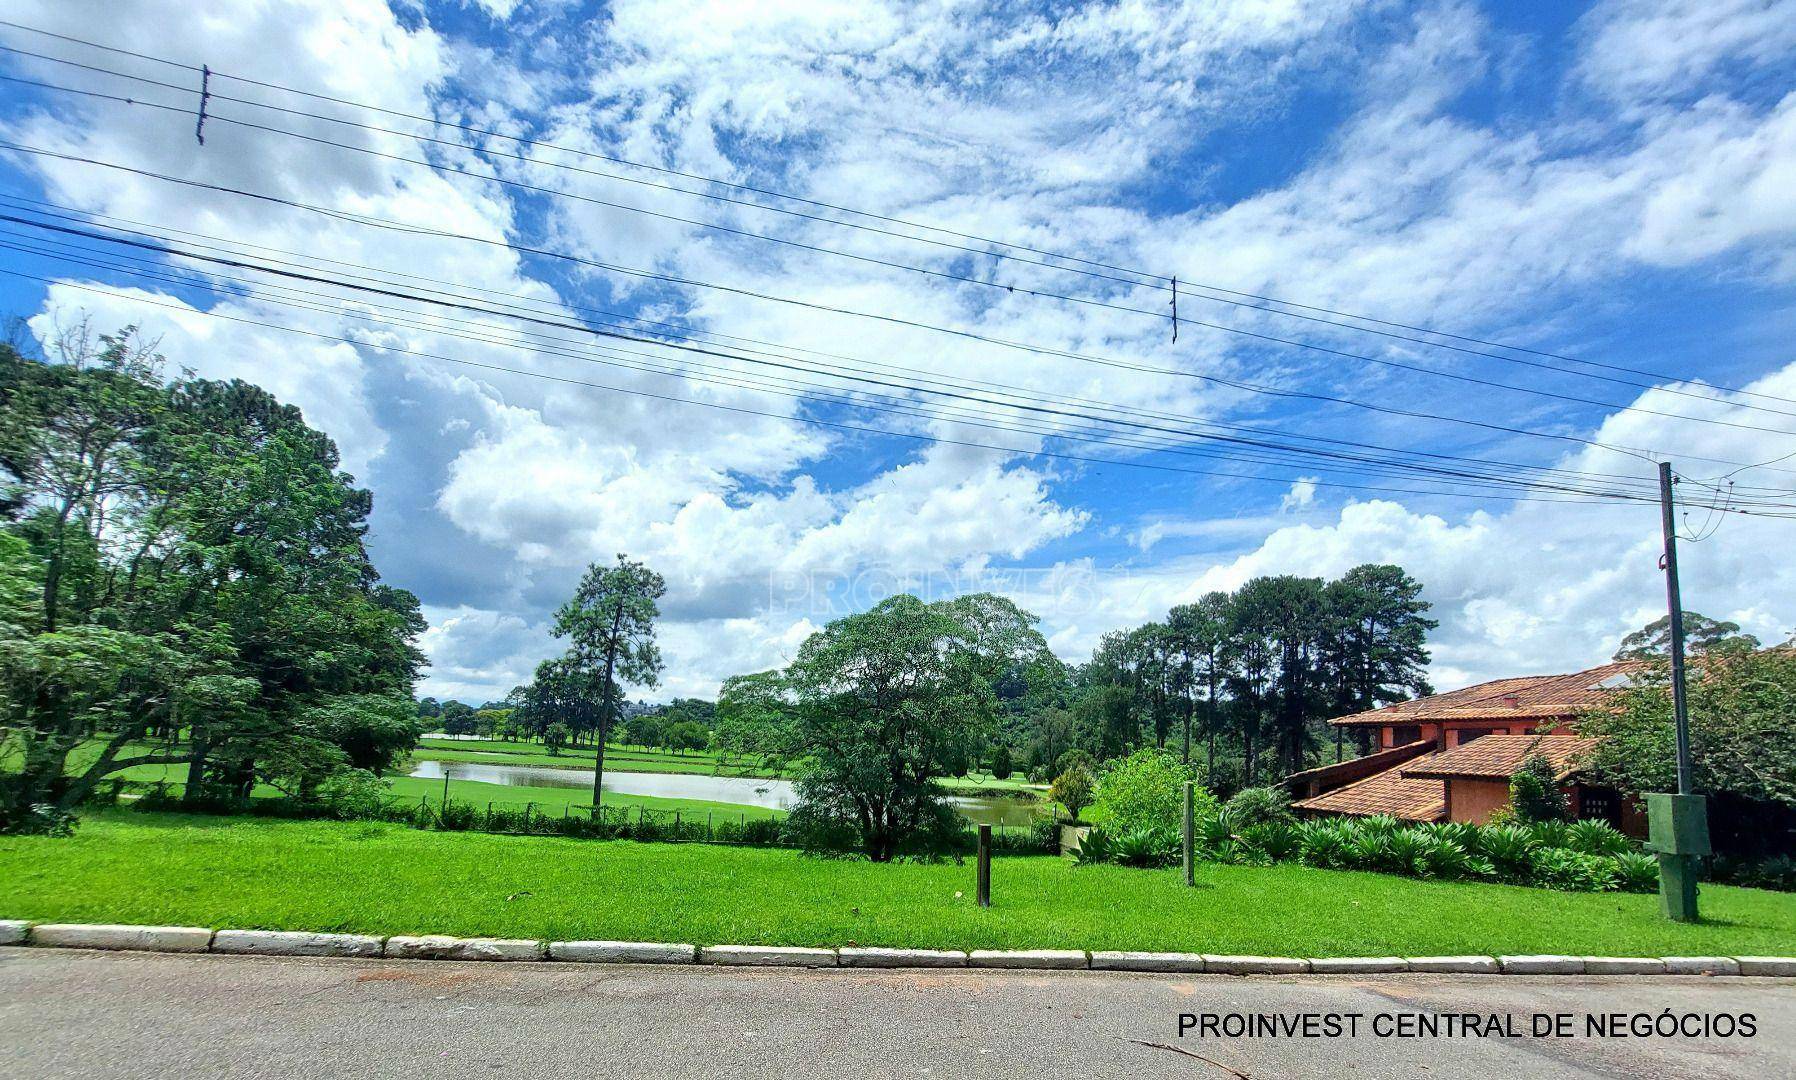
[6,59,1795,427]
[5,139,1791,467]
[4,20,1792,409]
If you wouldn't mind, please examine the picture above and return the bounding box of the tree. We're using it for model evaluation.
[1580,647,1796,854]
[989,744,1013,780]
[1166,593,1227,770]
[439,700,476,736]
[543,721,570,756]
[1323,565,1436,756]
[553,554,665,807]
[0,331,424,827]
[1614,612,1760,661]
[1508,753,1569,823]
[1049,763,1093,821]
[772,593,1051,860]
[713,670,792,764]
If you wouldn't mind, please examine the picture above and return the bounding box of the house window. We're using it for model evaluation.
[1580,787,1622,827]
[1455,728,1490,747]
[1389,725,1422,746]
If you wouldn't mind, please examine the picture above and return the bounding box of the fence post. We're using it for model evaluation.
[441,772,450,814]
[1182,781,1196,887]
[977,824,992,908]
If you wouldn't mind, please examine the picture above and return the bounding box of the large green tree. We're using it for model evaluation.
[552,553,665,806]
[1613,612,1760,662]
[0,328,423,828]
[771,593,1052,860]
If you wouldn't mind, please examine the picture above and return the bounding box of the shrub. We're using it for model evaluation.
[1528,847,1621,892]
[1112,826,1175,868]
[1049,765,1095,822]
[1527,820,1572,851]
[1091,749,1211,835]
[1296,819,1353,869]
[1477,824,1537,876]
[1615,851,1660,893]
[1072,825,1115,866]
[1224,786,1294,828]
[1384,829,1429,876]
[1709,854,1796,892]
[1360,814,1401,837]
[314,769,388,821]
[1242,821,1300,862]
[1564,820,1631,856]
[1509,754,1570,823]
[1418,836,1475,880]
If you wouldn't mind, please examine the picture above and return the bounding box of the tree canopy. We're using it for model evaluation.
[0,325,423,830]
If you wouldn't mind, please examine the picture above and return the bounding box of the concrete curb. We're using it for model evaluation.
[1090,951,1206,973]
[838,947,966,968]
[385,936,545,962]
[700,945,837,967]
[29,923,214,953]
[4,922,1794,977]
[213,930,382,958]
[1499,955,1585,975]
[549,941,696,964]
[970,949,1088,970]
[1204,955,1311,975]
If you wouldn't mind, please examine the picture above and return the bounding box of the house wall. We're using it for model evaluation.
[1446,778,1511,824]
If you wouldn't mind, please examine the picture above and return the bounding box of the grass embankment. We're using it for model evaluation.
[412,737,1046,797]
[4,813,1793,956]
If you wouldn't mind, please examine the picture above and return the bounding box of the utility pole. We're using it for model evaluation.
[1649,462,1708,922]
[1659,462,1694,797]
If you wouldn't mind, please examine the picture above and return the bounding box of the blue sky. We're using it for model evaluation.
[3,0,1795,702]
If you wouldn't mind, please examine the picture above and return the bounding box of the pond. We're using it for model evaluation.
[407,759,1039,828]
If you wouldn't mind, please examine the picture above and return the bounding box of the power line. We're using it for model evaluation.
[28,263,1774,515]
[15,222,1796,516]
[8,57,1796,429]
[3,19,1791,413]
[8,138,1795,470]
[11,222,1718,506]
[12,193,1759,494]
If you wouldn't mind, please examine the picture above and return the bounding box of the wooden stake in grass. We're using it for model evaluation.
[977,824,992,908]
[1183,781,1196,887]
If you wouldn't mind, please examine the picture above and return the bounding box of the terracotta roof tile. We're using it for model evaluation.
[1328,661,1647,726]
[1291,765,1446,822]
[1402,734,1599,781]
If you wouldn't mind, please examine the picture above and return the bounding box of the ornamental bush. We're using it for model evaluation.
[1090,748,1213,835]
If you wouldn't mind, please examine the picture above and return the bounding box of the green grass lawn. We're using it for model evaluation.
[4,812,1793,956]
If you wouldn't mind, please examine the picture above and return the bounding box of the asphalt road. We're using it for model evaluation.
[2,949,1793,1079]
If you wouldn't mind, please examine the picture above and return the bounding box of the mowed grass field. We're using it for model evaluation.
[4,812,1794,957]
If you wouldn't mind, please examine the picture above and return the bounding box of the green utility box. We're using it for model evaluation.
[1646,793,1711,856]
[1647,793,1710,922]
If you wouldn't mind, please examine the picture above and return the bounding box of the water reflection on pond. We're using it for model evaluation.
[407,759,1038,827]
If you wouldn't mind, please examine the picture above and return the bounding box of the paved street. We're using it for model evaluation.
[2,949,1793,1078]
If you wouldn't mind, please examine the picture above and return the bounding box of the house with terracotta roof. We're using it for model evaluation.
[1284,661,1644,834]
